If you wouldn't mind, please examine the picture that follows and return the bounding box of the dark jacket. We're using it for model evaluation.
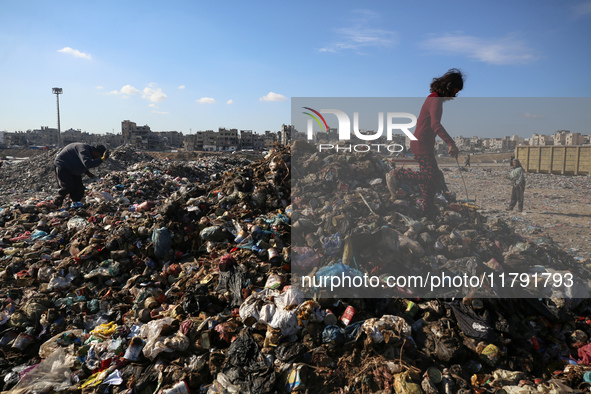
[54,143,103,176]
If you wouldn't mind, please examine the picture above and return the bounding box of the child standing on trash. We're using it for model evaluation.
[507,158,526,213]
[387,68,463,220]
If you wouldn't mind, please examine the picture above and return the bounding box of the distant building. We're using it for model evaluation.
[530,133,553,146]
[263,131,276,149]
[62,128,93,146]
[278,124,296,145]
[489,137,516,151]
[553,130,569,146]
[217,128,239,151]
[253,134,266,150]
[121,120,154,149]
[156,131,184,148]
[240,130,254,150]
[28,126,59,146]
[121,120,183,150]
[453,136,472,151]
[566,132,585,145]
[101,133,121,148]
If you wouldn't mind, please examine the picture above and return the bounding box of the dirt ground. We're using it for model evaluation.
[439,163,591,262]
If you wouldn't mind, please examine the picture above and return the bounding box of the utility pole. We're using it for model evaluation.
[52,87,63,148]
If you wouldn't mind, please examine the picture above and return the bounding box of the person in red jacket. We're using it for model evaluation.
[387,68,464,219]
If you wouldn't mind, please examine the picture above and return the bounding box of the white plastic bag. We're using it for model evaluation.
[275,286,304,310]
[258,303,277,325]
[269,309,300,336]
[67,216,87,231]
[12,347,76,393]
[39,329,85,359]
[140,317,174,360]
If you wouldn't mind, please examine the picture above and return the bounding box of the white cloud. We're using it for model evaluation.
[151,110,169,115]
[58,47,91,60]
[106,85,139,96]
[572,1,591,17]
[142,87,167,103]
[319,10,397,54]
[259,92,287,102]
[149,104,158,108]
[319,27,398,53]
[121,85,140,95]
[226,99,234,104]
[96,86,104,90]
[420,34,537,65]
[107,84,167,104]
[197,97,216,104]
[178,85,186,90]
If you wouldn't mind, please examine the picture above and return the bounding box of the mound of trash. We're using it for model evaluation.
[0,145,155,202]
[0,143,590,393]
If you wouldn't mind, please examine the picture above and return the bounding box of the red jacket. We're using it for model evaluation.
[410,92,455,156]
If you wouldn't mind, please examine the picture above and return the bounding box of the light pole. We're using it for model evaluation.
[52,87,62,148]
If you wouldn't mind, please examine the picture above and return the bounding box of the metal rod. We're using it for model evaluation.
[455,157,470,201]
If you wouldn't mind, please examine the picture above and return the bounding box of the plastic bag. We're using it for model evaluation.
[67,216,87,231]
[239,298,260,323]
[259,303,277,325]
[239,288,280,324]
[37,267,56,282]
[322,325,346,344]
[200,225,227,242]
[10,347,75,393]
[39,329,85,359]
[140,317,174,360]
[275,286,304,310]
[90,321,118,339]
[207,372,242,393]
[269,309,300,336]
[152,227,172,260]
[48,274,70,291]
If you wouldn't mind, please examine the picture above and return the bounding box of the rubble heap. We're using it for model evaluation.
[0,144,590,393]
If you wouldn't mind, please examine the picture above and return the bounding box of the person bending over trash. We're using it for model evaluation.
[507,158,526,213]
[52,143,109,208]
[387,68,463,220]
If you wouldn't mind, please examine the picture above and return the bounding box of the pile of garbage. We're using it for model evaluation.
[290,141,591,392]
[0,142,591,393]
[0,145,154,202]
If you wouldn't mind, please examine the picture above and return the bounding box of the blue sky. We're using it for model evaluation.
[1,0,590,137]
